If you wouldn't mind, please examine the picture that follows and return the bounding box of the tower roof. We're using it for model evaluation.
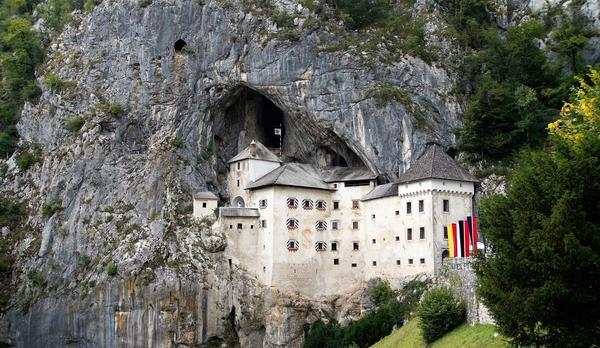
[193,191,218,200]
[398,145,477,184]
[361,183,399,201]
[227,140,281,164]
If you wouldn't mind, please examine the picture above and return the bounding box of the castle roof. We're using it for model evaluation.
[220,207,260,217]
[246,163,334,191]
[319,166,377,183]
[398,145,477,184]
[361,183,399,201]
[193,191,218,200]
[227,140,281,164]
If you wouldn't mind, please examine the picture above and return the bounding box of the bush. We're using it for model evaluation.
[418,287,466,343]
[332,0,390,29]
[65,115,85,133]
[172,134,184,148]
[371,281,396,307]
[98,103,126,117]
[106,262,118,276]
[28,270,46,287]
[16,151,39,170]
[43,72,64,91]
[42,199,63,218]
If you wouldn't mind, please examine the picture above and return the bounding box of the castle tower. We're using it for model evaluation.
[226,140,281,207]
[397,145,478,274]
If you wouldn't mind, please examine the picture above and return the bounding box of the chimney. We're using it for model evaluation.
[249,140,257,157]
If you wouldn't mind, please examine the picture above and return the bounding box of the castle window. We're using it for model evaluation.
[334,258,339,265]
[418,200,424,212]
[331,220,339,230]
[395,236,400,241]
[352,200,359,209]
[420,258,425,264]
[396,260,401,265]
[287,197,298,209]
[202,202,207,208]
[395,210,399,216]
[372,261,377,266]
[287,239,299,252]
[333,201,339,210]
[229,225,233,229]
[286,218,299,230]
[353,242,359,251]
[237,162,241,170]
[237,223,242,229]
[334,183,338,188]
[331,242,338,251]
[371,214,375,219]
[443,199,449,212]
[237,180,240,187]
[372,239,376,244]
[351,263,357,268]
[352,221,359,230]
[406,202,412,214]
[315,200,327,210]
[302,199,313,210]
[259,219,267,228]
[315,241,327,251]
[250,225,254,229]
[443,226,448,239]
[420,227,425,239]
[408,258,414,265]
[407,228,412,240]
[259,199,267,209]
[315,220,327,231]
[174,39,187,52]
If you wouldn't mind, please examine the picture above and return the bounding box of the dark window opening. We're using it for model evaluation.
[333,201,339,210]
[443,226,448,239]
[408,258,413,265]
[406,202,412,214]
[352,221,359,230]
[396,260,401,265]
[353,242,359,251]
[420,227,425,239]
[372,261,377,266]
[420,258,425,264]
[345,180,371,187]
[331,242,338,251]
[352,200,359,209]
[407,228,412,240]
[174,39,187,52]
[395,236,400,241]
[443,199,450,212]
[351,263,357,268]
[332,220,339,230]
[237,223,243,229]
[419,200,424,212]
[334,258,339,265]
[395,210,399,216]
[442,250,449,260]
[372,239,376,244]
[202,202,207,208]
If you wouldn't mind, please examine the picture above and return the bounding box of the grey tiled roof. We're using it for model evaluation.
[398,145,478,184]
[227,141,281,164]
[246,163,334,191]
[361,183,399,201]
[319,166,377,183]
[220,207,260,217]
[193,191,218,200]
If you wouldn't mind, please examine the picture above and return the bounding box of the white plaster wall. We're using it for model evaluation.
[227,160,251,205]
[222,215,262,277]
[248,159,280,181]
[192,199,218,219]
[248,187,275,284]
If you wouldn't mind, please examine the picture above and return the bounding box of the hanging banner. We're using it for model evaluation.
[447,224,454,257]
[452,223,458,258]
[472,216,478,256]
[464,219,471,257]
[458,221,465,257]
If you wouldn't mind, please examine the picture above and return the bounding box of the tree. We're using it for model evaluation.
[418,287,466,343]
[474,69,600,347]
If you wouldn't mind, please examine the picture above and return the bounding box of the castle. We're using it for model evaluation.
[193,141,478,297]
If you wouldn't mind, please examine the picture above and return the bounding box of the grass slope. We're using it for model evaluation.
[371,318,508,348]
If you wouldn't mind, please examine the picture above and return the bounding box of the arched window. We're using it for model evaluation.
[259,199,267,209]
[315,200,327,210]
[315,220,327,231]
[441,249,449,261]
[174,39,187,52]
[315,241,328,252]
[286,218,299,230]
[287,239,299,252]
[302,199,313,210]
[287,197,298,209]
[232,196,245,208]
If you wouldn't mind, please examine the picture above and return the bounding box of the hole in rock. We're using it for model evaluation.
[174,39,187,52]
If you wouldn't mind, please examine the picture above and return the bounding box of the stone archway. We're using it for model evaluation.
[232,196,245,208]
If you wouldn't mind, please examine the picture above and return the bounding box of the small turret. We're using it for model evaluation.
[249,140,257,157]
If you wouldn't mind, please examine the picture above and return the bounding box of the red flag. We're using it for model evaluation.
[452,223,458,257]
[464,219,470,257]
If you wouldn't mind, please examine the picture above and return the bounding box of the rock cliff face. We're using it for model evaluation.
[1,0,596,346]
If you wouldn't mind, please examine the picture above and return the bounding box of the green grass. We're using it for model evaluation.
[371,318,508,348]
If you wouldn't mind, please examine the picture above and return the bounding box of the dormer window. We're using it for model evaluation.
[287,197,298,209]
[259,199,267,209]
[315,241,327,252]
[315,220,327,231]
[315,200,326,210]
[287,239,299,252]
[302,199,313,210]
[286,218,299,230]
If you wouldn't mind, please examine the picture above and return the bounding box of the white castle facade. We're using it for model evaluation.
[193,141,477,297]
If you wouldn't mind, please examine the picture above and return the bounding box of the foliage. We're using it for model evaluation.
[65,115,85,133]
[418,287,466,343]
[272,9,294,28]
[42,199,63,217]
[372,318,507,348]
[106,262,118,276]
[172,134,184,148]
[330,0,389,29]
[0,196,23,227]
[369,84,411,109]
[15,150,40,170]
[43,72,64,91]
[98,102,126,117]
[474,69,600,346]
[304,281,408,348]
[27,270,46,287]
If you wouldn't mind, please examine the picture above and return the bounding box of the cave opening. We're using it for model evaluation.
[174,39,187,52]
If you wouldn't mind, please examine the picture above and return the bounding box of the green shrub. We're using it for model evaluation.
[369,84,412,109]
[28,270,46,287]
[418,287,466,343]
[98,103,126,117]
[172,134,184,148]
[371,281,396,307]
[16,151,40,170]
[138,0,152,8]
[272,9,294,28]
[0,197,23,228]
[83,0,95,12]
[42,199,63,218]
[43,72,64,91]
[79,255,91,270]
[106,262,118,276]
[332,0,390,29]
[65,115,85,133]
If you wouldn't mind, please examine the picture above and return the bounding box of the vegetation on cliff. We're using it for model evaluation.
[474,69,600,346]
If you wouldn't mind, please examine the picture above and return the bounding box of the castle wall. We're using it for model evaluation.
[193,199,218,219]
[222,215,262,277]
